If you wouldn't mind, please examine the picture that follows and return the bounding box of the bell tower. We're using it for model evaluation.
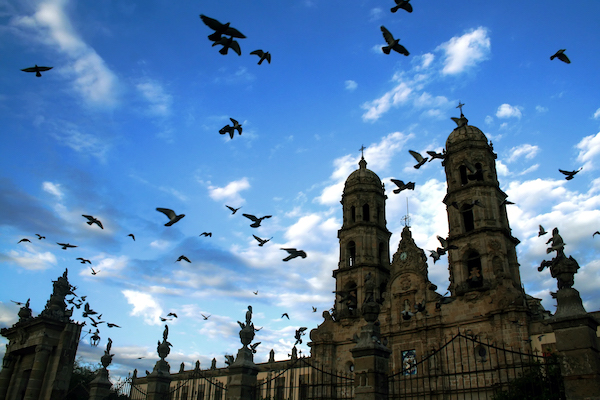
[442,111,522,298]
[333,154,391,319]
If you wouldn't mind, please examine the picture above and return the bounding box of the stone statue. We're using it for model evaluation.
[546,227,565,256]
[157,325,172,360]
[211,358,217,370]
[268,349,275,363]
[101,338,114,368]
[195,360,200,371]
[225,355,234,366]
[91,329,101,347]
[41,269,72,320]
[237,305,255,348]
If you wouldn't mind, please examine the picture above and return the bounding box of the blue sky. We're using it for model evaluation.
[1,0,600,379]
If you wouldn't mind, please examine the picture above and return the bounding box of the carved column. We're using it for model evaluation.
[0,351,15,400]
[88,368,112,400]
[227,347,259,400]
[23,344,53,400]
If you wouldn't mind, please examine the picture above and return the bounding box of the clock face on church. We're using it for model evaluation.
[400,252,407,261]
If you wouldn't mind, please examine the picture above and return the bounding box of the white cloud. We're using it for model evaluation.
[122,290,163,325]
[576,132,600,171]
[484,115,493,125]
[42,181,63,199]
[5,249,57,271]
[369,7,383,21]
[136,79,173,117]
[536,105,548,113]
[361,82,412,122]
[344,80,357,91]
[207,178,250,204]
[593,108,600,120]
[415,53,435,70]
[496,103,523,119]
[437,27,491,75]
[11,0,119,106]
[507,144,539,163]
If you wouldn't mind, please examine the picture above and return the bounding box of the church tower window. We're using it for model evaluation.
[363,204,370,221]
[461,205,475,232]
[460,165,469,185]
[351,206,356,222]
[466,251,483,288]
[347,241,356,267]
[378,242,385,265]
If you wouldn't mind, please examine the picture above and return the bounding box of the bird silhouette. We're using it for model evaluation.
[391,0,412,13]
[200,232,212,237]
[212,36,242,56]
[437,236,458,251]
[429,250,440,263]
[201,314,210,320]
[559,168,582,180]
[57,242,77,250]
[281,248,307,261]
[219,118,243,139]
[550,49,570,64]
[35,234,45,240]
[380,26,409,56]
[82,215,103,229]
[253,235,272,246]
[176,255,191,263]
[83,303,97,317]
[243,213,272,228]
[426,150,445,161]
[77,258,91,264]
[281,313,290,319]
[167,312,178,318]
[294,327,308,345]
[226,205,241,214]
[253,290,258,295]
[90,267,100,275]
[409,150,428,169]
[107,323,121,328]
[18,238,30,243]
[250,342,261,353]
[199,15,246,42]
[21,65,53,77]
[156,208,185,226]
[128,234,135,241]
[312,306,317,312]
[11,300,25,306]
[538,225,548,237]
[390,179,415,194]
[250,50,271,65]
[500,199,515,206]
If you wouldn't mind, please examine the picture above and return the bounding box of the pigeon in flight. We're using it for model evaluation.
[253,290,258,295]
[426,150,445,161]
[200,232,212,237]
[281,313,290,319]
[212,36,242,56]
[312,306,317,312]
[18,238,31,243]
[281,248,307,261]
[500,199,515,206]
[380,26,409,56]
[90,267,99,275]
[437,236,458,251]
[36,234,45,240]
[559,168,582,180]
[250,50,271,65]
[77,258,92,264]
[409,150,428,169]
[219,118,243,139]
[226,205,241,214]
[550,49,570,64]
[83,303,97,317]
[294,327,308,345]
[176,255,191,263]
[156,208,185,226]
[11,300,26,306]
[538,225,548,237]
[199,15,246,42]
[107,323,121,328]
[253,235,272,246]
[82,215,103,229]
[243,213,272,228]
[201,314,210,320]
[21,65,53,77]
[429,250,440,263]
[128,234,135,241]
[593,231,600,237]
[167,312,178,318]
[391,0,412,13]
[57,242,77,250]
[390,179,415,194]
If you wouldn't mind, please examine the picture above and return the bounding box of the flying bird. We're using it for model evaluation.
[253,235,272,246]
[550,49,570,64]
[57,242,77,250]
[176,255,191,263]
[83,303,97,317]
[538,225,548,237]
[11,300,25,306]
[380,26,409,56]
[437,236,458,251]
[559,168,582,180]
[18,238,30,243]
[408,150,428,169]
[294,327,308,345]
[90,267,99,275]
[391,0,412,13]
[201,314,210,320]
[253,290,258,295]
[281,248,307,261]
[250,342,261,353]
[429,250,440,263]
[390,179,415,194]
[156,208,185,226]
[35,234,45,240]
[281,313,289,319]
[107,323,121,328]
[426,150,445,161]
[21,65,53,77]
[77,258,91,264]
[243,213,272,228]
[200,232,212,237]
[593,231,600,237]
[82,215,103,229]
[500,199,515,206]
[226,205,241,214]
[250,50,271,65]
[199,14,246,42]
[312,306,317,312]
[128,234,135,241]
[219,118,243,139]
[167,312,178,318]
[212,36,242,56]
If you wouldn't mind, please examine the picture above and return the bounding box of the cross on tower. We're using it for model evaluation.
[359,145,366,159]
[456,101,465,117]
[401,198,411,227]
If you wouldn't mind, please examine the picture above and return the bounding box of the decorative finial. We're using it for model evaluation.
[359,145,366,159]
[401,198,411,227]
[456,101,465,117]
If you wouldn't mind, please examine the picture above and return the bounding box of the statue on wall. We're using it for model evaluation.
[538,227,579,290]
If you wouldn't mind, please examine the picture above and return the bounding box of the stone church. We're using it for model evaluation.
[309,112,552,372]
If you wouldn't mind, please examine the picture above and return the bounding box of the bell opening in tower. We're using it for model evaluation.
[461,205,475,232]
[466,251,483,288]
[347,241,356,267]
[362,203,370,221]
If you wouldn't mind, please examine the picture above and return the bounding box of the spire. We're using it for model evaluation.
[359,145,367,169]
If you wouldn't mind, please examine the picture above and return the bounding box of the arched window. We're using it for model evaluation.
[347,241,356,267]
[466,251,483,288]
[461,205,475,232]
[474,163,484,181]
[343,281,358,315]
[363,204,370,221]
[460,165,468,185]
[351,206,356,222]
[378,242,386,265]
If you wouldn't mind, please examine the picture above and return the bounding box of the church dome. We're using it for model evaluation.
[446,120,488,150]
[344,158,383,193]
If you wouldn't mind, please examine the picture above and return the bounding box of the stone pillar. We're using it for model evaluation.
[551,312,600,400]
[88,368,112,400]
[146,359,172,400]
[0,351,15,400]
[227,347,259,400]
[350,301,391,400]
[23,344,53,400]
